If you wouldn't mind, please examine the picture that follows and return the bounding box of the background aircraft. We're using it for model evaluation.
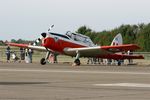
[7,26,144,66]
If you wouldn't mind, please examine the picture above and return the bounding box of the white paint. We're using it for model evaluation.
[0,69,150,75]
[94,83,150,88]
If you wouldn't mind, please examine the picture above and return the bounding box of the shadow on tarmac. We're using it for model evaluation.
[0,82,49,85]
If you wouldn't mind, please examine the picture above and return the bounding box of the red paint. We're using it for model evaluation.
[42,37,86,53]
[101,44,140,52]
[7,43,28,48]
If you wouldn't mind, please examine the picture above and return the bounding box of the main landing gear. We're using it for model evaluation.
[40,50,50,65]
[74,59,80,66]
[73,52,81,66]
[40,58,46,65]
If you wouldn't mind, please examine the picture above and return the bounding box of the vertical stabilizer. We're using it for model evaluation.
[111,33,123,46]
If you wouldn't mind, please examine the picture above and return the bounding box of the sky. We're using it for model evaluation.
[0,0,150,41]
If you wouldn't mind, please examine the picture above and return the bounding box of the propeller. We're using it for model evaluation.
[48,25,54,32]
[33,38,41,46]
[33,33,46,46]
[33,25,54,46]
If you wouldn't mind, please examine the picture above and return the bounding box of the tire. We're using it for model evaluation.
[40,58,46,65]
[74,59,80,66]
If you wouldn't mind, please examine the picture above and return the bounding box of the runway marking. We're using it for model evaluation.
[94,83,150,88]
[0,69,150,75]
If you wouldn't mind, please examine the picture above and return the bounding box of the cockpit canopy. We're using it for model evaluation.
[66,31,95,46]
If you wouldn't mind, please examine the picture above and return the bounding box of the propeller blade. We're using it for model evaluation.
[48,25,54,32]
[33,33,46,46]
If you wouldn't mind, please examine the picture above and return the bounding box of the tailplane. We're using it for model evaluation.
[111,33,123,46]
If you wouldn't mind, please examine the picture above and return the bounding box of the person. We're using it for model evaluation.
[11,51,20,62]
[87,57,93,64]
[92,58,101,64]
[28,48,33,63]
[107,59,112,65]
[48,52,58,64]
[25,48,33,63]
[5,46,11,62]
[25,49,30,63]
[20,48,25,61]
[54,53,58,63]
[127,50,133,64]
[49,53,54,63]
[28,43,34,63]
[0,50,2,62]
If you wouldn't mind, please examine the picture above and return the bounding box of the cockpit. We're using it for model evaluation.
[66,31,95,47]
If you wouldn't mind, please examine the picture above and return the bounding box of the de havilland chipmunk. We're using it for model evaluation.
[7,25,144,66]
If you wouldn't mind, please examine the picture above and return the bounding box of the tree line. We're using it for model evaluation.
[0,23,150,51]
[0,39,34,46]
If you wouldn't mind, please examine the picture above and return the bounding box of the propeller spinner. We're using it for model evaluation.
[33,25,54,46]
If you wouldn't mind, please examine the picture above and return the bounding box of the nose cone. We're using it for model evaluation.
[40,32,49,47]
[41,32,47,38]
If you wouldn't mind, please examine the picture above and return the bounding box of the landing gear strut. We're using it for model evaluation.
[40,50,51,65]
[73,52,81,66]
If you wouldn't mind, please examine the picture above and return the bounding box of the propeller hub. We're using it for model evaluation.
[41,32,47,38]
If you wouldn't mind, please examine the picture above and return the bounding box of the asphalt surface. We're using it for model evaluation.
[0,63,150,100]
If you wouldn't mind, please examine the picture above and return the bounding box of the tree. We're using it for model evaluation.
[76,26,92,35]
[0,40,5,46]
[11,39,17,43]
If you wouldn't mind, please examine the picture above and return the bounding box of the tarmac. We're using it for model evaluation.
[0,62,150,100]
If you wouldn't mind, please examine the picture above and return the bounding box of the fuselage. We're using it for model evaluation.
[42,32,95,54]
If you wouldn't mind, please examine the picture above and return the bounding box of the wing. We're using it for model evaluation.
[6,42,47,51]
[64,44,144,59]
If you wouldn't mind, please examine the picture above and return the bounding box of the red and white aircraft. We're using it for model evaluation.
[7,27,144,66]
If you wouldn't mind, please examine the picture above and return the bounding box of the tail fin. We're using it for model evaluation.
[111,33,123,46]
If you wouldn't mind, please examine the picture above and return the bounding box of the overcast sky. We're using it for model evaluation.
[0,0,150,40]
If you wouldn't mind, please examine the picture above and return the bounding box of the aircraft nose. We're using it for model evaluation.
[33,32,47,46]
[41,32,47,38]
[42,37,50,48]
[43,38,47,44]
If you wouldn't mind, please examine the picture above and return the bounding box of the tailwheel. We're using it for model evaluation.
[40,58,46,65]
[74,59,81,66]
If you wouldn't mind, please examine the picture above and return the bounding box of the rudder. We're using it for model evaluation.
[111,33,123,46]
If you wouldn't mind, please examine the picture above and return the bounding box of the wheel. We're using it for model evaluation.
[40,58,46,65]
[74,59,80,66]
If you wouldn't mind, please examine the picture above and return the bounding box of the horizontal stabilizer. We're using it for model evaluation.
[101,44,140,52]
